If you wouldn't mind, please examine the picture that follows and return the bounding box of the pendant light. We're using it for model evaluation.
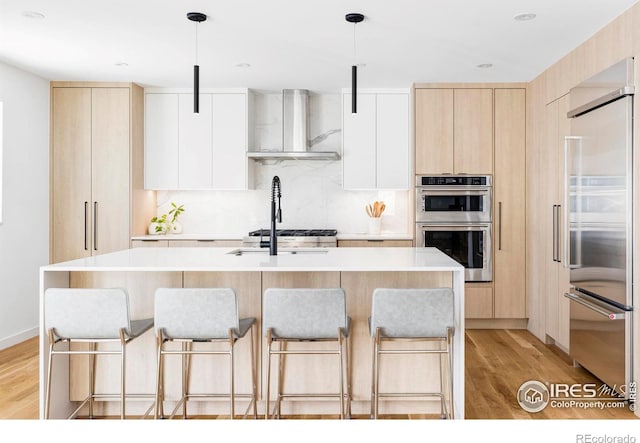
[345,13,364,114]
[187,12,207,114]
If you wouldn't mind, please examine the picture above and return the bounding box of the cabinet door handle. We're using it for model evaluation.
[93,202,98,251]
[84,201,88,251]
[552,205,557,262]
[557,204,562,264]
[498,201,502,251]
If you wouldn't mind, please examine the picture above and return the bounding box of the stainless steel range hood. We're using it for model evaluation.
[248,89,340,161]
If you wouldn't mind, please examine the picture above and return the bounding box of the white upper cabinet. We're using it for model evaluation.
[145,93,179,189]
[212,94,248,190]
[144,89,252,190]
[342,90,410,190]
[178,93,213,188]
[343,93,377,189]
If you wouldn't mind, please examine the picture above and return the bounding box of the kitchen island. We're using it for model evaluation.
[39,247,465,419]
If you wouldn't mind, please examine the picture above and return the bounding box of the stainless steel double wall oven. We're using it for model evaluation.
[415,175,492,282]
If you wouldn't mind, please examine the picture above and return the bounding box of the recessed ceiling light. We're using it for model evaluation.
[115,62,129,67]
[514,13,536,21]
[235,63,251,68]
[21,11,45,19]
[477,63,493,69]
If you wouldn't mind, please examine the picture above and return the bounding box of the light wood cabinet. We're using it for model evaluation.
[51,83,152,263]
[342,90,410,190]
[543,94,571,349]
[465,284,493,319]
[453,89,493,174]
[169,240,242,247]
[131,239,242,248]
[131,239,169,248]
[415,89,453,174]
[144,90,252,190]
[414,88,493,175]
[337,239,413,247]
[493,89,526,318]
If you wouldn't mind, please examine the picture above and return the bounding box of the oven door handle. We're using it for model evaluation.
[419,224,491,230]
[417,188,490,194]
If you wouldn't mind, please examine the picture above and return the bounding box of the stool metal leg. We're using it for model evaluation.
[45,329,55,420]
[345,331,352,419]
[250,325,258,419]
[265,329,272,420]
[89,342,96,419]
[119,330,126,420]
[181,341,188,419]
[447,328,454,419]
[438,348,445,419]
[228,329,235,420]
[154,331,164,419]
[338,328,345,419]
[373,327,382,419]
[276,340,286,419]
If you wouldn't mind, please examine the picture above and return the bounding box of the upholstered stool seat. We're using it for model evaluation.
[153,288,257,419]
[370,288,455,419]
[263,288,351,419]
[44,288,155,419]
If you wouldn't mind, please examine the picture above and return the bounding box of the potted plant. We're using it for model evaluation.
[148,203,185,235]
[148,213,168,235]
[168,202,185,234]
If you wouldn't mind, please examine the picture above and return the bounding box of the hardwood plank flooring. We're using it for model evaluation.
[0,337,39,419]
[1,331,636,419]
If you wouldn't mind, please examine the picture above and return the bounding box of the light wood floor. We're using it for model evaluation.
[1,330,636,419]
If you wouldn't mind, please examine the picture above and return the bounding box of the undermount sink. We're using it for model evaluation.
[226,248,329,256]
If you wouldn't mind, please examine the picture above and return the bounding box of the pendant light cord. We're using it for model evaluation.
[352,22,356,65]
[195,21,199,65]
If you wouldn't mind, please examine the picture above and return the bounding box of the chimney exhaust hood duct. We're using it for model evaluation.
[248,89,340,161]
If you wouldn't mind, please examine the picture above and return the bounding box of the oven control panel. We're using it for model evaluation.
[417,175,490,186]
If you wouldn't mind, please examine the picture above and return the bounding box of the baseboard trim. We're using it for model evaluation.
[465,319,528,329]
[0,327,38,351]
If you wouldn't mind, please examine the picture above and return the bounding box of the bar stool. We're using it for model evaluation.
[370,288,454,419]
[153,288,257,419]
[44,288,155,419]
[263,288,351,419]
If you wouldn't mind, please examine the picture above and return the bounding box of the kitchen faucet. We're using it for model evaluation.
[269,176,282,256]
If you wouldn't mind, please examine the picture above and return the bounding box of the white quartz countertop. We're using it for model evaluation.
[41,247,463,273]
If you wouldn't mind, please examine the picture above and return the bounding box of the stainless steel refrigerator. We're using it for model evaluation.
[564,57,634,396]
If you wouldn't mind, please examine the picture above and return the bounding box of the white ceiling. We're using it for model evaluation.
[0,0,637,92]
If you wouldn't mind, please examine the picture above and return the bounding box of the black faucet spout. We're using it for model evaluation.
[270,176,282,256]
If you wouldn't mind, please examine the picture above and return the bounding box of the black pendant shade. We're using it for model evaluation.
[187,12,207,114]
[351,65,357,113]
[193,65,200,113]
[345,13,364,114]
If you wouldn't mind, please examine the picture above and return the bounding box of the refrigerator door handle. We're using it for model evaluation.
[564,292,626,320]
[563,136,582,268]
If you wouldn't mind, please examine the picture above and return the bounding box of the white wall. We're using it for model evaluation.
[156,93,412,236]
[0,61,49,349]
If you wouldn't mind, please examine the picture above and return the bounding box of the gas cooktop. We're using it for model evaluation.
[248,229,337,237]
[243,229,338,247]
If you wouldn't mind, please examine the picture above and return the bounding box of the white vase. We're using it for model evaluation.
[368,217,382,235]
[148,222,167,235]
[170,221,182,234]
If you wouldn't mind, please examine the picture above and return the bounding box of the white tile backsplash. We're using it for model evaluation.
[155,92,411,236]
